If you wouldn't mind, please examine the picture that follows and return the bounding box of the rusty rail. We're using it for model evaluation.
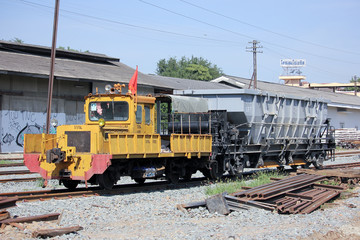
[0,178,205,202]
[322,162,360,169]
[335,150,360,156]
[0,177,39,183]
[32,225,83,238]
[177,174,347,215]
[233,174,326,200]
[0,213,60,225]
[0,170,31,176]
[0,163,24,168]
[231,174,346,214]
[0,197,18,210]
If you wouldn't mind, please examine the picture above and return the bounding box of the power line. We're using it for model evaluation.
[138,0,360,65]
[17,0,244,46]
[179,0,360,56]
[13,0,360,66]
[138,0,256,40]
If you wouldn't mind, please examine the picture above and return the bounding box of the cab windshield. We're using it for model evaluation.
[89,101,129,121]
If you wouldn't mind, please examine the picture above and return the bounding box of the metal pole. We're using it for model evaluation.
[355,75,357,96]
[46,0,60,134]
[253,40,257,89]
[246,40,262,89]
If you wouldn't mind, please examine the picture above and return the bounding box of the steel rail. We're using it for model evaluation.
[335,150,360,156]
[322,162,360,169]
[0,170,31,176]
[0,177,39,183]
[0,178,205,202]
[0,163,25,168]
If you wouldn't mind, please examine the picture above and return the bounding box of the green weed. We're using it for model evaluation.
[205,171,286,196]
[0,160,16,164]
[320,180,339,186]
[36,178,45,188]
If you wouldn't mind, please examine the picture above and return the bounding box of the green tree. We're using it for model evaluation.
[156,56,223,81]
[346,75,360,91]
[58,46,89,53]
[9,38,24,43]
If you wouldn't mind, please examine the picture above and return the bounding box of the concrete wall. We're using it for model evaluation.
[328,106,360,129]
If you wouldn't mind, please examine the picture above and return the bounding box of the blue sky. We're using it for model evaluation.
[1,0,359,84]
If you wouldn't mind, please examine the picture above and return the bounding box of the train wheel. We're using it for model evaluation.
[313,155,325,170]
[166,171,180,184]
[98,169,116,190]
[166,162,180,184]
[290,165,298,170]
[134,178,146,184]
[200,169,212,179]
[62,180,80,190]
[301,161,311,169]
[209,161,224,179]
[182,168,193,181]
[228,157,244,178]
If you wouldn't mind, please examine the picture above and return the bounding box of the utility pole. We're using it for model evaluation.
[355,75,358,96]
[46,0,60,134]
[246,40,263,89]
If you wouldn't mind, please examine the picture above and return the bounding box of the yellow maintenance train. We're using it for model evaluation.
[24,83,335,190]
[24,84,212,189]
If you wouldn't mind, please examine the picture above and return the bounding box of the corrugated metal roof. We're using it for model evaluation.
[0,41,234,91]
[0,40,119,63]
[212,75,360,108]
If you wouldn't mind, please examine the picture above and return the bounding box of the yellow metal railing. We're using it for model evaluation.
[24,133,57,154]
[170,134,212,154]
[109,134,161,156]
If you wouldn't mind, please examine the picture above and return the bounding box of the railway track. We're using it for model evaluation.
[323,162,360,169]
[0,161,359,202]
[0,178,206,202]
[0,169,279,202]
[334,150,360,156]
[0,170,31,176]
[0,151,359,184]
[0,177,39,183]
[0,163,24,168]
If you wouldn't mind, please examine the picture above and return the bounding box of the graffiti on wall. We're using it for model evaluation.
[2,133,15,145]
[0,109,85,152]
[0,110,59,152]
[15,123,42,147]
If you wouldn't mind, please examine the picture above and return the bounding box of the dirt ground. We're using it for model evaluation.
[1,187,360,239]
[302,201,360,240]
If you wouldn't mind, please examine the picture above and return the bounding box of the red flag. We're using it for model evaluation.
[129,66,138,95]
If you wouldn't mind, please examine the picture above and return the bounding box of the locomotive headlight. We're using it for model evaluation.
[105,84,112,93]
[98,118,105,127]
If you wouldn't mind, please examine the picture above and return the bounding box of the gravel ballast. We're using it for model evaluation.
[1,155,360,239]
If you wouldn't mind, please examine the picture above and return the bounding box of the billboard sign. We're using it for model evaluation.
[280,59,306,67]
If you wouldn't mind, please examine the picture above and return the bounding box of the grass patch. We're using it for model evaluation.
[320,180,340,186]
[0,160,17,164]
[36,178,45,188]
[205,171,287,196]
[335,146,343,151]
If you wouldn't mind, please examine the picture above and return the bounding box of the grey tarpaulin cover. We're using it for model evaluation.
[168,95,208,113]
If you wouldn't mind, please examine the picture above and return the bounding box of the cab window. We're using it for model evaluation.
[136,105,142,123]
[89,101,129,121]
[145,105,151,125]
